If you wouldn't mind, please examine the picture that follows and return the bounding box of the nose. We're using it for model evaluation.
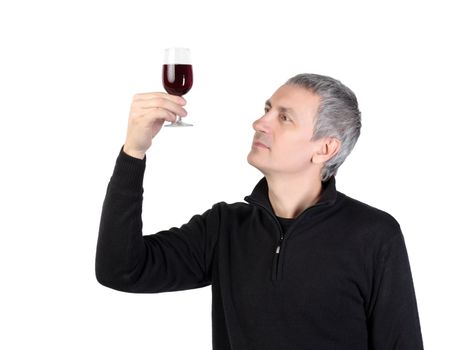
[252,113,270,133]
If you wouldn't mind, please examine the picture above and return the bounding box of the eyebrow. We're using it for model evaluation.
[265,100,297,118]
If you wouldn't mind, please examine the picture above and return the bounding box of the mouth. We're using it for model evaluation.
[253,141,270,149]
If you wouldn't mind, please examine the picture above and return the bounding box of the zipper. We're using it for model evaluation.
[247,200,285,281]
[248,198,330,281]
[273,233,284,280]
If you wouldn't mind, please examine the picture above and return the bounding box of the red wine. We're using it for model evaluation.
[162,64,193,96]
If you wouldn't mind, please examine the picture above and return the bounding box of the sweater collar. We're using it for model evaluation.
[244,176,338,215]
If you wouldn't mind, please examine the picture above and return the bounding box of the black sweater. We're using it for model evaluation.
[96,148,424,350]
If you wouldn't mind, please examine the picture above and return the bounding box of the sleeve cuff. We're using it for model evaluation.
[109,146,147,192]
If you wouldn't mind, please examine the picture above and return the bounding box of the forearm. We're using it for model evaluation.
[95,147,147,291]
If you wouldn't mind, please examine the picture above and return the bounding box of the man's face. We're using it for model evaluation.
[247,84,322,176]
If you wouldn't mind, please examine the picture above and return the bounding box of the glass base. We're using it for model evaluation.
[165,120,193,127]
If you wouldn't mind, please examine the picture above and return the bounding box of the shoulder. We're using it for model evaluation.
[203,201,254,219]
[212,201,254,216]
[338,192,400,225]
[336,192,402,241]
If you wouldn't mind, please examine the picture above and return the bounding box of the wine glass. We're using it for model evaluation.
[162,47,193,127]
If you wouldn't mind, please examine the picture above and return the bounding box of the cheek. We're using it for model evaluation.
[275,140,313,165]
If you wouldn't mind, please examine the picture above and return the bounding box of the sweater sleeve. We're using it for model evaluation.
[95,147,220,293]
[367,226,424,349]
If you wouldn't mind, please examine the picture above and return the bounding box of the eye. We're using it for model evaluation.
[264,106,270,113]
[280,114,291,122]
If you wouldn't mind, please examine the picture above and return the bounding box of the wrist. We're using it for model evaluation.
[123,145,146,160]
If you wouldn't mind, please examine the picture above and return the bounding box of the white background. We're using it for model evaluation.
[1,0,470,348]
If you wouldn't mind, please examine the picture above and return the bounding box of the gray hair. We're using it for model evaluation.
[286,73,362,181]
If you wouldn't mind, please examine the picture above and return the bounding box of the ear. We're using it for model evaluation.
[311,137,341,164]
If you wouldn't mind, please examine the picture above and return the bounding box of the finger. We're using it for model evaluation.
[134,98,187,116]
[132,105,186,119]
[133,92,186,105]
[130,106,172,122]
[143,107,178,124]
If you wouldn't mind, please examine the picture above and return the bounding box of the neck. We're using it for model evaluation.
[265,172,323,219]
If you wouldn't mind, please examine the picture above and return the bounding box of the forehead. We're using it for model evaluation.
[268,84,321,121]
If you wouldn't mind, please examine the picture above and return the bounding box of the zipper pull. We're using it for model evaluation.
[276,234,284,254]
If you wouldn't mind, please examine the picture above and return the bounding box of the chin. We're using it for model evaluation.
[247,153,269,175]
[247,152,261,168]
[247,152,256,167]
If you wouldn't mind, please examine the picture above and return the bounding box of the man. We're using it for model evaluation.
[96,73,424,349]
